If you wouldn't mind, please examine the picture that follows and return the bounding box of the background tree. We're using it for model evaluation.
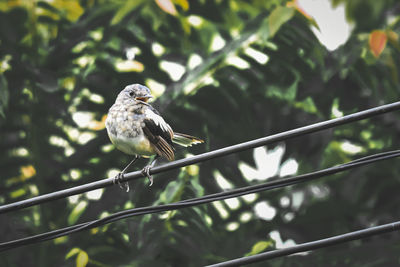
[1,0,400,266]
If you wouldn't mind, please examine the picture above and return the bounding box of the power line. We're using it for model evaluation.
[206,221,400,266]
[1,101,400,214]
[1,149,400,252]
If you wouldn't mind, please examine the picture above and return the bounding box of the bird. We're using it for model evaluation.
[105,84,204,191]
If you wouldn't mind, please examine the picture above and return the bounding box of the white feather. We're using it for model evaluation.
[145,108,173,134]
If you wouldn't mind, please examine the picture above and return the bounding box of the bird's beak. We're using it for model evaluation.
[135,94,153,103]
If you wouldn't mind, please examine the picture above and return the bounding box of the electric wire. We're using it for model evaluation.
[206,221,400,266]
[1,101,400,214]
[1,149,400,252]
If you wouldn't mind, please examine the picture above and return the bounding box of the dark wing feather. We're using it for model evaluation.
[142,126,174,161]
[142,108,175,161]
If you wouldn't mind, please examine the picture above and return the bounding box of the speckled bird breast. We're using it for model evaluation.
[105,101,155,157]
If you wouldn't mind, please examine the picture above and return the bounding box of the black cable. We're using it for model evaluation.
[206,221,400,266]
[1,149,400,252]
[1,101,400,214]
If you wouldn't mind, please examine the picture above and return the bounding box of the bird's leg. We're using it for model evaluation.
[113,155,139,192]
[141,156,159,186]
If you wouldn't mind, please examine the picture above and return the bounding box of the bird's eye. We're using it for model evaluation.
[129,91,134,97]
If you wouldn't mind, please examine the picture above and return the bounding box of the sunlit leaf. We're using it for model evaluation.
[387,30,400,50]
[68,201,88,225]
[185,164,199,176]
[369,30,387,58]
[115,60,145,72]
[50,0,84,22]
[287,0,312,20]
[156,0,177,16]
[65,248,81,259]
[174,0,189,11]
[20,165,36,180]
[88,115,107,131]
[179,15,191,34]
[111,0,145,25]
[54,236,68,244]
[0,1,24,11]
[10,188,26,198]
[268,6,295,37]
[0,55,12,73]
[286,0,319,29]
[76,250,89,267]
[90,227,99,234]
[294,97,318,114]
[246,240,274,256]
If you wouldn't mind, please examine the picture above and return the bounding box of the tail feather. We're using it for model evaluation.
[172,132,204,147]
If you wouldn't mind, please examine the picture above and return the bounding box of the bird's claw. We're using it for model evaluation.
[113,172,130,192]
[141,165,154,186]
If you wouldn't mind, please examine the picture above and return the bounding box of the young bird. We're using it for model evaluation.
[105,84,203,191]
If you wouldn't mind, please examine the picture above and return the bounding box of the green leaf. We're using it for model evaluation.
[295,96,318,114]
[159,180,184,203]
[266,70,299,101]
[10,188,26,198]
[161,13,268,104]
[76,250,89,267]
[65,247,81,259]
[111,0,145,25]
[0,75,9,118]
[68,201,88,225]
[268,6,295,37]
[258,16,270,43]
[246,241,273,256]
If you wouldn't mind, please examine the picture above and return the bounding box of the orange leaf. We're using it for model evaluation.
[88,114,107,131]
[155,0,177,16]
[369,30,387,58]
[21,165,36,180]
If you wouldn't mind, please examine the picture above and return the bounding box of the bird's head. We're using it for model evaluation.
[117,84,153,103]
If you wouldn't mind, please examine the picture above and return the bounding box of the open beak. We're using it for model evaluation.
[135,94,153,103]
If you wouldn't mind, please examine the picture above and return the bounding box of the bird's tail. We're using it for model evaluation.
[172,133,204,147]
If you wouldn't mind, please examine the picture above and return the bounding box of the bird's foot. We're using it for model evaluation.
[113,172,130,192]
[141,165,154,186]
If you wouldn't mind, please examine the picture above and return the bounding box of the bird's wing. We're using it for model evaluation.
[142,107,175,161]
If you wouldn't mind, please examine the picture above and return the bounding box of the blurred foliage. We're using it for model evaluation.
[1,0,400,266]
